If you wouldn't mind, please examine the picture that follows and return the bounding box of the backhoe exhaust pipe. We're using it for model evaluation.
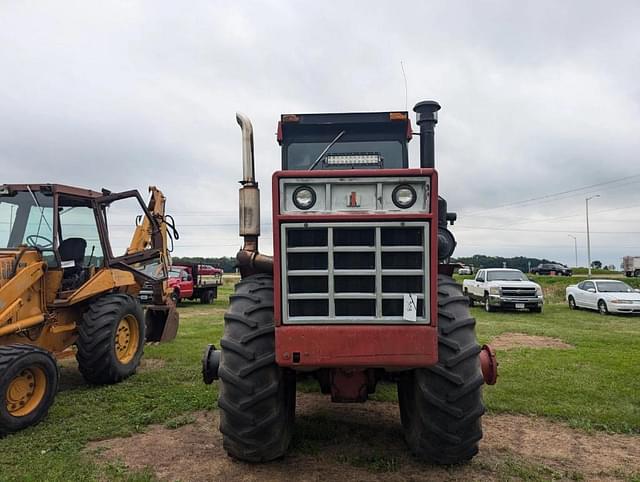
[413,100,441,169]
[235,112,273,276]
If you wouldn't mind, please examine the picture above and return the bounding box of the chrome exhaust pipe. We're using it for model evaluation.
[236,113,260,244]
[236,112,256,185]
[235,112,273,274]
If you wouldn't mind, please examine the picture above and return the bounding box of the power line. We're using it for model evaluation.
[485,200,640,229]
[462,173,640,216]
[455,225,640,234]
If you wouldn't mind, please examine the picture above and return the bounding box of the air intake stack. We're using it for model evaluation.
[413,100,441,169]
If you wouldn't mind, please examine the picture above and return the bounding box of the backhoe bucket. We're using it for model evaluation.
[145,305,179,342]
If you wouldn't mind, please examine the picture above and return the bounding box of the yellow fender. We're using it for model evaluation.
[64,269,136,306]
[0,261,45,322]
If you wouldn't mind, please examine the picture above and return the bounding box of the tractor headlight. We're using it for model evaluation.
[292,186,316,210]
[392,184,417,209]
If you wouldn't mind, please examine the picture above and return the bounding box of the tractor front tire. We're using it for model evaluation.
[0,344,59,435]
[398,274,485,465]
[218,273,296,462]
[76,294,145,385]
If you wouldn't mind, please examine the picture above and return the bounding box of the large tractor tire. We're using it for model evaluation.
[0,344,59,435]
[76,294,146,385]
[398,274,485,465]
[218,273,296,462]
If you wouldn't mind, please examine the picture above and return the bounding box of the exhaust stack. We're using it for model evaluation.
[236,113,260,251]
[235,112,273,275]
[413,100,441,169]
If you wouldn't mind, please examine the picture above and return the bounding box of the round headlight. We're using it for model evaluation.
[392,184,417,209]
[292,186,316,210]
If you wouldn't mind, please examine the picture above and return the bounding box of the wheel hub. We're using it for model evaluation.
[6,367,46,416]
[115,315,139,364]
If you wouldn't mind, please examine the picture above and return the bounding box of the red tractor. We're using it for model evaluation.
[203,101,498,464]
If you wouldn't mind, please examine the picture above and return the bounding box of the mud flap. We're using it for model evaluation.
[144,304,179,342]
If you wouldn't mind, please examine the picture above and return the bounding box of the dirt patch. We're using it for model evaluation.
[87,393,640,481]
[490,332,573,350]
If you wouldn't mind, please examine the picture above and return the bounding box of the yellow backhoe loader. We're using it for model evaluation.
[0,183,179,434]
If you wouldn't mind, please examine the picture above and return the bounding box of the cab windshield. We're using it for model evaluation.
[286,139,405,170]
[0,191,54,250]
[487,270,527,281]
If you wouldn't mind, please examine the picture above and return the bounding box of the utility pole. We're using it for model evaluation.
[568,234,578,268]
[585,195,600,277]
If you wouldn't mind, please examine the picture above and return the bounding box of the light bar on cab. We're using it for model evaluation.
[325,153,382,166]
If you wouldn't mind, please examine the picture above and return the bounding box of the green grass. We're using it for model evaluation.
[477,304,640,433]
[1,277,639,480]
[0,282,232,482]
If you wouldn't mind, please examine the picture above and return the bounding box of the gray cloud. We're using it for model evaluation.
[1,0,639,267]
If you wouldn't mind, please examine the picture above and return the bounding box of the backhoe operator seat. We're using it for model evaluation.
[59,237,87,289]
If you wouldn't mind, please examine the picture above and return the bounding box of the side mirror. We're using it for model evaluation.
[634,288,640,293]
[587,288,596,293]
[187,274,193,281]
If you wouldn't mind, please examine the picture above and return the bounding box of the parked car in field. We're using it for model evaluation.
[458,265,473,275]
[530,263,572,276]
[565,279,640,315]
[462,268,544,312]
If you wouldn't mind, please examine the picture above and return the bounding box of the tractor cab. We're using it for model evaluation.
[203,100,498,466]
[278,111,412,170]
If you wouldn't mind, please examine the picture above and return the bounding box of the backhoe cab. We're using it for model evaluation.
[0,184,178,435]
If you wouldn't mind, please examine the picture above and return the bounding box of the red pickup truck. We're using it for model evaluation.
[168,264,223,304]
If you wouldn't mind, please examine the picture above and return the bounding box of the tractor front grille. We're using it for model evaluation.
[281,222,430,324]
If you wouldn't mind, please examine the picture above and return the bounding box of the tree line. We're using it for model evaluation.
[451,255,558,273]
[171,254,612,274]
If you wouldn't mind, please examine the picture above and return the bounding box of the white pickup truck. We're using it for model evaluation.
[462,268,544,313]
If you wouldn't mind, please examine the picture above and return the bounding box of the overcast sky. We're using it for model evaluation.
[1,1,639,267]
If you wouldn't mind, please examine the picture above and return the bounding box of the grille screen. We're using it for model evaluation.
[282,222,430,324]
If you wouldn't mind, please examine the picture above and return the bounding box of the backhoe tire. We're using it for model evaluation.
[76,294,145,385]
[0,344,59,436]
[218,273,296,462]
[398,274,485,465]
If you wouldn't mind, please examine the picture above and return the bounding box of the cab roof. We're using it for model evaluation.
[0,184,103,198]
[277,111,412,144]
